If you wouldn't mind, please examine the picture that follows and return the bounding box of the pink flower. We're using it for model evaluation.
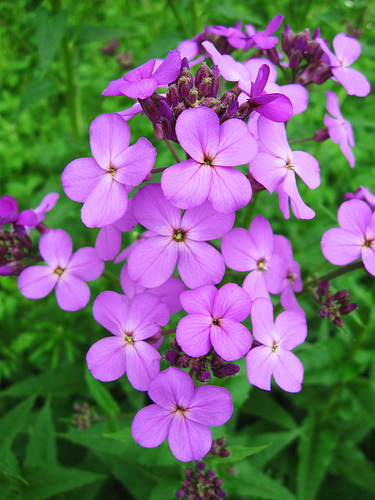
[18,229,104,311]
[249,116,320,219]
[161,106,257,214]
[86,291,169,390]
[221,215,287,301]
[321,199,375,276]
[246,298,307,392]
[0,195,38,228]
[245,14,284,50]
[61,113,156,228]
[102,50,181,99]
[317,33,371,97]
[324,91,355,168]
[132,367,233,462]
[176,283,252,361]
[127,183,234,289]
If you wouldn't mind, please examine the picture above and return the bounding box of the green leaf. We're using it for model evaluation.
[245,429,301,467]
[347,379,375,426]
[332,443,375,494]
[19,77,61,112]
[297,413,338,500]
[243,390,297,430]
[0,364,86,399]
[19,465,105,499]
[25,401,57,467]
[35,7,68,74]
[229,462,297,500]
[84,367,120,416]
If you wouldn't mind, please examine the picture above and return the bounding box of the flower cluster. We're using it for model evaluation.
[6,13,371,465]
[316,280,357,327]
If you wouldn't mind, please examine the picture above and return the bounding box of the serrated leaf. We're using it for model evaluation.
[19,465,105,499]
[84,367,120,416]
[25,401,57,467]
[297,413,338,500]
[229,462,297,500]
[35,7,68,74]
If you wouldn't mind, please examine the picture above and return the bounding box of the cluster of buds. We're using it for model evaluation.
[99,37,134,70]
[0,227,34,276]
[316,280,357,327]
[165,339,240,382]
[139,59,223,142]
[72,403,95,430]
[210,437,230,458]
[281,25,330,85]
[176,461,226,499]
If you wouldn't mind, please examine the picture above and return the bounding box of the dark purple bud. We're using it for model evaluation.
[216,437,226,446]
[117,51,134,70]
[312,27,321,40]
[100,37,120,56]
[170,338,182,352]
[180,57,190,72]
[195,63,211,88]
[314,128,329,142]
[12,248,24,260]
[178,354,190,368]
[153,123,164,141]
[219,448,230,458]
[213,477,223,486]
[166,84,180,107]
[196,461,206,472]
[190,359,203,372]
[211,353,223,368]
[165,350,179,365]
[313,67,333,85]
[333,289,349,301]
[206,470,215,479]
[23,234,33,250]
[159,100,173,120]
[218,490,227,498]
[317,308,328,318]
[178,70,194,99]
[211,65,220,97]
[339,303,357,315]
[185,88,199,106]
[221,363,240,377]
[139,97,161,123]
[195,370,211,383]
[248,172,266,193]
[176,488,187,498]
[282,24,294,53]
[267,47,282,66]
[173,102,186,120]
[317,280,329,297]
[333,316,344,327]
[185,468,194,479]
[289,49,302,70]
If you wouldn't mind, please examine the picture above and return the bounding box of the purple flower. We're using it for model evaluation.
[176,283,252,361]
[221,215,287,301]
[246,298,307,392]
[127,183,234,288]
[86,291,169,390]
[61,113,156,228]
[321,199,375,276]
[131,367,233,462]
[30,193,59,226]
[0,195,38,228]
[161,107,257,213]
[245,14,284,50]
[324,91,355,168]
[95,199,137,261]
[211,21,248,49]
[102,50,181,99]
[317,34,371,97]
[120,263,186,314]
[18,229,104,311]
[344,186,375,210]
[249,116,320,219]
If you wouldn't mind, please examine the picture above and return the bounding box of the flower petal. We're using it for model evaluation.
[214,118,258,166]
[93,291,130,336]
[221,228,257,271]
[250,297,274,347]
[169,414,212,462]
[61,158,104,203]
[211,319,252,361]
[125,341,161,391]
[272,348,304,393]
[132,404,172,448]
[148,367,195,410]
[246,346,277,391]
[39,229,72,270]
[209,166,252,214]
[180,200,234,241]
[68,247,104,281]
[274,310,307,349]
[212,283,251,322]
[176,314,212,358]
[54,272,90,311]
[86,336,127,382]
[18,266,58,299]
[188,385,233,426]
[321,227,362,265]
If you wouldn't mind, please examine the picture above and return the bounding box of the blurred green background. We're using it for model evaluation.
[1,0,375,498]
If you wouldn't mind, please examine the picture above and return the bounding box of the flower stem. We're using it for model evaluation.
[303,260,365,290]
[289,136,315,144]
[162,328,176,336]
[152,167,168,174]
[164,138,181,163]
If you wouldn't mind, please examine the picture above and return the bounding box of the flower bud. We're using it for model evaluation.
[317,280,329,297]
[166,84,180,107]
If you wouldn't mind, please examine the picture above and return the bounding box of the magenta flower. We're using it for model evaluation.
[95,199,137,261]
[245,14,284,50]
[324,91,355,168]
[120,263,186,315]
[246,298,307,392]
[176,283,252,361]
[249,116,320,219]
[221,215,287,301]
[161,106,257,213]
[317,34,371,97]
[0,195,38,228]
[127,183,234,289]
[211,21,248,49]
[61,113,156,228]
[86,291,169,390]
[321,199,375,276]
[131,367,233,462]
[18,229,104,311]
[344,186,375,210]
[102,50,181,99]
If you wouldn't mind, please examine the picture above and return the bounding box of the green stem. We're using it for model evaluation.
[166,0,191,38]
[61,36,82,139]
[164,138,181,163]
[103,270,119,284]
[303,260,365,291]
[289,136,315,144]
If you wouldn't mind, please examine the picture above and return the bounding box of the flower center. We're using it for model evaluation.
[124,333,134,344]
[257,258,267,271]
[212,318,221,326]
[55,267,64,275]
[173,229,185,242]
[272,341,279,352]
[110,167,116,176]
[364,240,372,248]
[287,272,297,283]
